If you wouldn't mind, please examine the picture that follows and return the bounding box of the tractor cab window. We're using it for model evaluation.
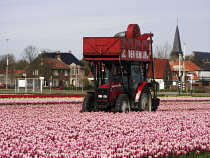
[101,63,114,84]
[102,67,111,84]
[131,64,142,90]
[96,62,121,86]
[112,65,120,82]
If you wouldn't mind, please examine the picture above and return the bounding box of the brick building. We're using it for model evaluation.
[30,51,85,88]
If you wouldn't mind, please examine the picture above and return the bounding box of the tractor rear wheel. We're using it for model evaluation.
[82,93,95,112]
[115,94,130,113]
[139,86,152,111]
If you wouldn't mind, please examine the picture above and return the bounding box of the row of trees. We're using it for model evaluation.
[0,45,39,72]
[154,41,172,59]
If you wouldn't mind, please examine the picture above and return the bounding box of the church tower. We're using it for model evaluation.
[170,24,183,61]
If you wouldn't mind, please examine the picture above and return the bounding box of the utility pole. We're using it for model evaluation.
[6,39,9,90]
[183,43,186,92]
[178,53,181,94]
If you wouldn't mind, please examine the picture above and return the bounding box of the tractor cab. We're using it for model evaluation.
[83,60,153,112]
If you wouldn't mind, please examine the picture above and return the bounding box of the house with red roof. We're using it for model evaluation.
[148,59,172,89]
[45,58,70,87]
[41,51,85,88]
[169,61,201,89]
[29,51,85,88]
[30,57,70,87]
[0,69,26,87]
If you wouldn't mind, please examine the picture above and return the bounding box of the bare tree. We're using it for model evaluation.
[0,55,5,70]
[0,54,16,70]
[154,41,172,59]
[0,54,16,85]
[22,45,38,64]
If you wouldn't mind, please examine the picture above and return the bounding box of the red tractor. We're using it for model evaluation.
[82,24,160,112]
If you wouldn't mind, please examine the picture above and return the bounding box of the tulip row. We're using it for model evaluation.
[0,94,86,98]
[0,98,209,157]
[1,96,209,106]
[160,97,210,102]
[0,98,83,105]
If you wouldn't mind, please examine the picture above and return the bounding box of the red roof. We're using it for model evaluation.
[184,61,202,72]
[44,58,69,69]
[0,70,26,74]
[148,59,169,79]
[169,61,201,81]
[87,71,93,77]
[154,59,169,78]
[169,61,201,72]
[14,70,26,74]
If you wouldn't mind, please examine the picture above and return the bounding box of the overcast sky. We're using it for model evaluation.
[0,0,209,60]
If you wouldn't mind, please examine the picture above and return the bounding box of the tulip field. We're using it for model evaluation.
[0,97,209,157]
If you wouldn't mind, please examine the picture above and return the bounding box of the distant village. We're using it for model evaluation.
[0,25,210,93]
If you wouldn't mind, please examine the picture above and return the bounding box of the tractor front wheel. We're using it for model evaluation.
[139,86,152,111]
[82,93,95,112]
[115,94,130,113]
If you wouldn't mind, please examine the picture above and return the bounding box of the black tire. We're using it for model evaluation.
[151,98,159,112]
[115,94,130,113]
[82,93,95,112]
[152,106,158,112]
[139,86,152,111]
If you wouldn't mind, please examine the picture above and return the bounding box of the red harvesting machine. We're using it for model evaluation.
[82,24,160,112]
